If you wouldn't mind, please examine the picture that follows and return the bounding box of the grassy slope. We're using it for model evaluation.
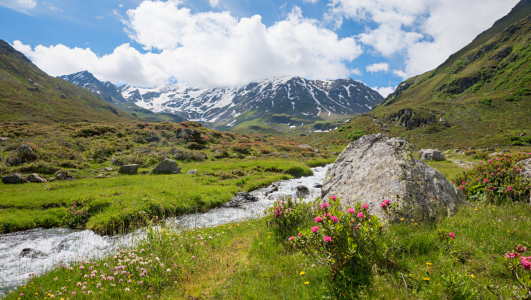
[326,12,531,150]
[0,40,135,124]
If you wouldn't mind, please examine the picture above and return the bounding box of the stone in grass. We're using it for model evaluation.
[419,149,445,161]
[322,134,465,221]
[517,158,531,180]
[119,164,139,175]
[104,167,113,172]
[2,173,28,184]
[112,159,123,166]
[27,173,47,183]
[48,177,56,182]
[187,169,198,175]
[151,159,182,174]
[56,170,74,180]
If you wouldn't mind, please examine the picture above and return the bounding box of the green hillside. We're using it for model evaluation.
[0,40,135,124]
[337,10,531,149]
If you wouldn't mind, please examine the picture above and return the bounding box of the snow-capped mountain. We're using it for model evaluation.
[59,71,383,126]
[58,71,129,104]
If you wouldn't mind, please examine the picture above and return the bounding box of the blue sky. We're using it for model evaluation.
[0,0,519,96]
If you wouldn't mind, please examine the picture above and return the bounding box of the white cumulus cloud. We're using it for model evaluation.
[366,62,389,73]
[372,86,395,98]
[0,0,36,13]
[392,69,407,79]
[15,2,363,88]
[209,0,220,8]
[327,0,520,78]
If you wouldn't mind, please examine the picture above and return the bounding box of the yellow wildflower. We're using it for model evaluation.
[304,282,309,285]
[300,271,305,276]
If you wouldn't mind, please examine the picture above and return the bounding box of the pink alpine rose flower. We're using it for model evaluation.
[315,216,323,223]
[330,195,337,200]
[449,232,455,239]
[321,203,329,209]
[357,212,364,218]
[361,203,369,210]
[311,226,319,233]
[331,216,338,223]
[324,235,332,242]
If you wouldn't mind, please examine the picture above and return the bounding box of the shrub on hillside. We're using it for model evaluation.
[73,125,117,137]
[453,152,531,202]
[172,148,206,162]
[346,129,367,141]
[231,143,252,154]
[480,98,493,106]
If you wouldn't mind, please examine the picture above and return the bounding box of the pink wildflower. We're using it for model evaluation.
[298,232,302,237]
[311,226,319,233]
[288,236,295,242]
[347,208,355,214]
[331,216,338,223]
[315,216,323,223]
[321,203,329,209]
[324,235,332,242]
[357,212,364,218]
[330,195,337,200]
[449,232,455,239]
[362,203,369,210]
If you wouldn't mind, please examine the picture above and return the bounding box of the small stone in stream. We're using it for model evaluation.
[19,248,48,259]
[314,184,323,188]
[223,192,258,208]
[295,185,310,198]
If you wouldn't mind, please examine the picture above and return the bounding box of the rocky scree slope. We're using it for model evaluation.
[336,2,531,149]
[60,72,383,128]
[0,40,135,124]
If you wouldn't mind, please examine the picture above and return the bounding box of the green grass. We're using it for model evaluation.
[4,201,530,299]
[0,159,312,234]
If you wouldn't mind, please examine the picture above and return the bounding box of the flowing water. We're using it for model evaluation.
[0,164,330,295]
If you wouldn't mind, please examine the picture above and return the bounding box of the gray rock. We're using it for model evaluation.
[151,159,182,174]
[6,156,22,166]
[2,173,28,184]
[489,152,502,157]
[104,167,113,172]
[119,164,139,175]
[112,160,123,166]
[223,192,258,208]
[314,149,320,154]
[19,248,47,259]
[27,173,47,183]
[469,147,476,150]
[187,169,198,175]
[502,149,511,153]
[482,148,496,152]
[298,144,312,149]
[314,184,323,188]
[56,170,74,180]
[520,133,527,137]
[420,149,445,161]
[322,134,465,221]
[517,158,531,180]
[296,185,310,198]
[0,137,7,142]
[453,149,464,154]
[48,177,55,182]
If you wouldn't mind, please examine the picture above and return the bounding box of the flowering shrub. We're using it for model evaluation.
[231,143,252,155]
[491,244,531,299]
[453,153,530,202]
[265,197,313,239]
[288,196,387,284]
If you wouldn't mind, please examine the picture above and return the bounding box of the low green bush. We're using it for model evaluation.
[480,98,493,106]
[346,129,367,141]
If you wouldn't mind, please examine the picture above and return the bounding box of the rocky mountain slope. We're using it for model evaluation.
[0,40,135,124]
[60,71,382,128]
[331,0,531,149]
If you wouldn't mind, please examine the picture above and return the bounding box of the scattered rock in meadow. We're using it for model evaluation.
[453,149,464,154]
[119,164,139,175]
[420,149,445,161]
[2,173,28,184]
[151,158,182,174]
[112,159,123,166]
[482,148,496,152]
[298,144,312,149]
[489,152,502,157]
[517,158,531,180]
[187,169,198,175]
[48,177,55,182]
[104,167,113,172]
[56,170,74,180]
[6,145,37,166]
[0,137,7,142]
[19,248,47,259]
[27,173,47,183]
[502,149,511,153]
[295,185,310,198]
[6,156,22,166]
[223,192,258,208]
[520,133,527,137]
[322,134,465,221]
